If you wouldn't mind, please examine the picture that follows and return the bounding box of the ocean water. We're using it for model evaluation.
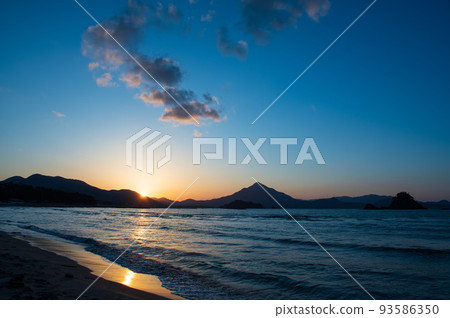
[0,206,449,299]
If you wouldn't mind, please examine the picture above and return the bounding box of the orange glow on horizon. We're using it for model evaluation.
[139,191,147,197]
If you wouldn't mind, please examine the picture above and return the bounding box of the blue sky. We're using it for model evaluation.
[0,0,449,201]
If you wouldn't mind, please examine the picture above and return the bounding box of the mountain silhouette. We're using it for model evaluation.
[175,183,367,209]
[2,174,448,209]
[0,182,96,206]
[2,174,163,208]
[335,194,392,206]
[174,182,303,208]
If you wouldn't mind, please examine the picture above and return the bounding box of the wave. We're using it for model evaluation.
[20,225,234,299]
[19,224,344,299]
[22,225,326,299]
[153,223,450,256]
[19,217,450,300]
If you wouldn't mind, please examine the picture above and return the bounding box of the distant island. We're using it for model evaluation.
[221,200,263,209]
[364,192,426,210]
[1,174,449,210]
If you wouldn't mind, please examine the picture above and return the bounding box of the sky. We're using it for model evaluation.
[0,0,449,201]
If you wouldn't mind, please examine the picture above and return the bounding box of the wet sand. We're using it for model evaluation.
[0,231,180,300]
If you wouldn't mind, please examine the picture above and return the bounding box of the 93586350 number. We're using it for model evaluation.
[379,304,439,315]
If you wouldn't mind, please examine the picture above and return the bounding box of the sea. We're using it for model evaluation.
[0,206,449,299]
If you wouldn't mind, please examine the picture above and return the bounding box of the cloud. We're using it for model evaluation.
[81,1,183,71]
[302,0,331,21]
[167,4,183,22]
[212,95,220,106]
[130,56,182,86]
[96,73,115,87]
[102,49,125,69]
[120,72,143,87]
[81,0,221,125]
[193,129,202,137]
[201,10,216,22]
[88,62,99,70]
[82,1,147,68]
[52,111,65,118]
[241,0,330,43]
[140,87,221,124]
[217,27,248,60]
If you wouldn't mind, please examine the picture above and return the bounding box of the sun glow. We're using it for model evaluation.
[139,191,147,197]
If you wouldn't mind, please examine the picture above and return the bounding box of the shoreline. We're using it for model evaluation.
[0,230,181,300]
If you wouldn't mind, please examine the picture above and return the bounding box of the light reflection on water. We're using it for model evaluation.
[1,207,449,299]
[122,269,135,286]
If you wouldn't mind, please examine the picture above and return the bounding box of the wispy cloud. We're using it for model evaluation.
[88,62,99,71]
[217,27,248,60]
[96,72,115,87]
[212,96,220,106]
[241,0,331,43]
[52,110,66,118]
[81,0,222,125]
[201,10,216,22]
[120,72,143,88]
[303,0,331,21]
[193,129,202,137]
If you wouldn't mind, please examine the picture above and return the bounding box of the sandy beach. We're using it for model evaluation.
[0,231,173,300]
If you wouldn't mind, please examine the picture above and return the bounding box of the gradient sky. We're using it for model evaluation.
[1,0,449,201]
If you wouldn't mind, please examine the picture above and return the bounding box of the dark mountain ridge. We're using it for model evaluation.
[2,174,163,208]
[2,174,449,209]
[0,182,96,206]
[173,183,388,209]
